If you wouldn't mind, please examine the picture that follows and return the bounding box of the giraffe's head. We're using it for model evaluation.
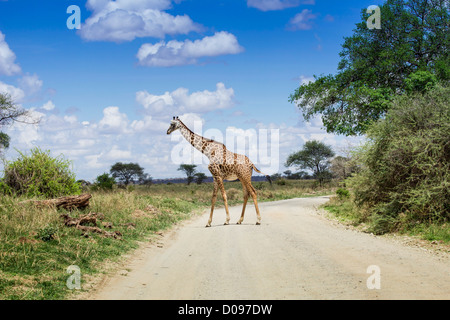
[167,116,182,135]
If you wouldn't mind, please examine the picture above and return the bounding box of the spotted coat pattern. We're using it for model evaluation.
[167,117,269,227]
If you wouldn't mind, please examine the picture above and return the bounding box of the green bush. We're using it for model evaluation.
[0,180,12,195]
[37,225,58,242]
[336,188,350,200]
[348,85,450,233]
[93,173,116,190]
[275,178,287,186]
[2,147,81,198]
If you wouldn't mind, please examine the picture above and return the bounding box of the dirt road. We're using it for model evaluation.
[87,197,449,300]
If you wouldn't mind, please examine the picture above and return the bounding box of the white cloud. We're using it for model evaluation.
[287,9,317,30]
[42,100,56,111]
[79,0,202,42]
[104,145,132,160]
[18,74,43,96]
[247,0,315,11]
[136,82,235,115]
[130,115,168,132]
[0,81,25,103]
[0,31,21,76]
[6,109,44,147]
[137,31,244,67]
[97,106,130,134]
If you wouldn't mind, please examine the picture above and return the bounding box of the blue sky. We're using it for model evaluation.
[0,0,383,180]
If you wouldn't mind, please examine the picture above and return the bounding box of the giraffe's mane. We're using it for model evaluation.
[178,119,225,147]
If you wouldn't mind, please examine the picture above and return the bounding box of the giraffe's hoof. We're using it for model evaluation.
[236,221,242,225]
[256,222,261,225]
[224,222,229,226]
[205,224,211,228]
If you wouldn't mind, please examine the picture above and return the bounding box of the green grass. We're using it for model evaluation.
[0,179,334,300]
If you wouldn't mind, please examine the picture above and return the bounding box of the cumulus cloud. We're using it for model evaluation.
[0,31,21,76]
[104,145,132,160]
[97,106,130,134]
[130,115,168,133]
[0,81,25,103]
[136,82,235,115]
[287,9,317,30]
[41,100,56,111]
[137,31,244,67]
[79,0,202,42]
[247,0,315,11]
[18,74,43,96]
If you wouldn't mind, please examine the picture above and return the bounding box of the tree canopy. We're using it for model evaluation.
[289,0,449,135]
[194,172,207,185]
[285,140,335,185]
[178,164,197,185]
[110,162,145,185]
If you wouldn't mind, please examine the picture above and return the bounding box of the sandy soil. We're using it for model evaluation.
[84,196,449,300]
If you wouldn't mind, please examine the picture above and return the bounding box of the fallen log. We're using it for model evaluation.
[77,225,122,239]
[60,212,121,239]
[22,194,92,210]
[60,212,102,227]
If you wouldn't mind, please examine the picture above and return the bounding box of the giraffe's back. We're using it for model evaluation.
[208,149,254,182]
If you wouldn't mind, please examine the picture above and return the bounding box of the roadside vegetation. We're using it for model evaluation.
[323,84,449,243]
[288,0,449,245]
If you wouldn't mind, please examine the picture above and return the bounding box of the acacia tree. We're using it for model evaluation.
[286,140,335,186]
[178,164,197,185]
[289,0,449,135]
[110,162,145,185]
[194,172,207,185]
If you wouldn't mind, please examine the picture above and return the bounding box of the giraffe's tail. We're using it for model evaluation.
[252,164,272,185]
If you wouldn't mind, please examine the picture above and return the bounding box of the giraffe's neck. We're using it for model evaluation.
[179,122,212,157]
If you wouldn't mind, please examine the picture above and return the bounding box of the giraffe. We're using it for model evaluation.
[167,116,272,227]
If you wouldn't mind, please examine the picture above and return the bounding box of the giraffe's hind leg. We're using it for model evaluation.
[237,182,249,225]
[248,182,261,225]
[241,179,261,225]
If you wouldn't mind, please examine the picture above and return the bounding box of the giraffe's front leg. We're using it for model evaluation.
[206,181,219,227]
[217,178,230,225]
